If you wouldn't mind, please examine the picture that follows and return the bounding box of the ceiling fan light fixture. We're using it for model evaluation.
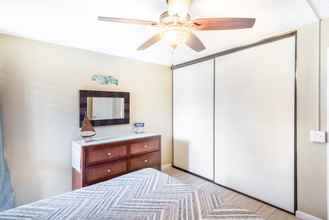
[167,0,192,17]
[98,1,256,53]
[163,28,190,48]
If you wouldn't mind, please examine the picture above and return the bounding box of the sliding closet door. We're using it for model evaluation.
[215,37,296,212]
[173,60,214,180]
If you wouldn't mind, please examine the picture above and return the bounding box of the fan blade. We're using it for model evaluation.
[98,16,158,26]
[185,32,206,52]
[137,33,163,50]
[193,18,255,30]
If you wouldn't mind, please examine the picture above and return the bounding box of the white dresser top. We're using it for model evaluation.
[73,132,161,148]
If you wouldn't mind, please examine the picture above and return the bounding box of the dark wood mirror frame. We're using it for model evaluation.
[79,90,130,127]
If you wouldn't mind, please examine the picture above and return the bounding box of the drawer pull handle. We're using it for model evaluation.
[144,160,149,163]
[107,169,112,173]
[107,152,112,157]
[144,145,148,148]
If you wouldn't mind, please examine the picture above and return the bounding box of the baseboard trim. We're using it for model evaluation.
[161,163,172,170]
[296,211,322,220]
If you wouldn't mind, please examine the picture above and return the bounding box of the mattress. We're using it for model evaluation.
[0,168,262,220]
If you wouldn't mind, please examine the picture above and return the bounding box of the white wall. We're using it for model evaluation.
[0,34,172,205]
[322,18,329,220]
[297,20,328,219]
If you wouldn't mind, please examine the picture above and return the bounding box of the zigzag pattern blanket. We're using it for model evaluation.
[0,168,262,220]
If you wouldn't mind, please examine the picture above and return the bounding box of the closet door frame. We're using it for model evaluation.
[172,31,297,214]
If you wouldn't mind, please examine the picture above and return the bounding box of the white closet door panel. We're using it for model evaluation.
[215,37,295,212]
[173,60,214,180]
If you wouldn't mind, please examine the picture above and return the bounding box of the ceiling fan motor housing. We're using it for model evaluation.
[160,11,191,26]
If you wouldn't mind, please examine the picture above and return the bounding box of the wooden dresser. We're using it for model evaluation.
[72,133,161,190]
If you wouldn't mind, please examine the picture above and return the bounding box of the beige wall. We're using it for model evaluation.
[0,34,172,205]
[297,19,329,219]
[323,18,329,220]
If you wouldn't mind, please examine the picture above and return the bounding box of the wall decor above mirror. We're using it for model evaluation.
[80,90,130,127]
[91,74,119,85]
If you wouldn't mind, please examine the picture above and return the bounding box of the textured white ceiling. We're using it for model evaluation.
[0,0,325,66]
[307,0,329,19]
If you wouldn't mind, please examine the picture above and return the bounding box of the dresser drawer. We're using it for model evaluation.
[129,151,161,171]
[85,160,127,184]
[85,145,127,166]
[130,139,160,155]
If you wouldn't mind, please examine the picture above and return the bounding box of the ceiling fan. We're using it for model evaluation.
[98,0,256,52]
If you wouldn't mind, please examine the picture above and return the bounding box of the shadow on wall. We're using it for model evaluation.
[0,113,15,210]
[173,139,189,170]
[1,82,48,205]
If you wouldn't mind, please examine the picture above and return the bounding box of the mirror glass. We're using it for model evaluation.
[86,97,125,120]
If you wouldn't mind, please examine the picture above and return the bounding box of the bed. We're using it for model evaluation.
[0,168,262,219]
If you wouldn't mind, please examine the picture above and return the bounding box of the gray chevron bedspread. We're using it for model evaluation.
[0,168,262,220]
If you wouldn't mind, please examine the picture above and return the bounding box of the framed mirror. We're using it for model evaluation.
[80,90,130,127]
